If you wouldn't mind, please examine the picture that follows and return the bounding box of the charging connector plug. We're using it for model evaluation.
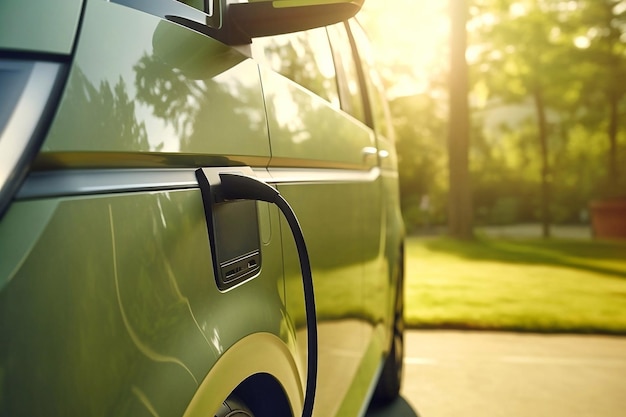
[219,172,280,203]
[196,170,318,417]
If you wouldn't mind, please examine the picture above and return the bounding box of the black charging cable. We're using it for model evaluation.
[218,172,318,417]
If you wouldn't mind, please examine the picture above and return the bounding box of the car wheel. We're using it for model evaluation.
[215,396,255,417]
[372,260,404,404]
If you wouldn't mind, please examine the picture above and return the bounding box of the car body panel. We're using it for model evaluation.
[41,0,270,166]
[259,67,376,169]
[0,1,404,416]
[0,0,83,54]
[182,332,304,417]
[0,189,291,417]
[257,49,391,417]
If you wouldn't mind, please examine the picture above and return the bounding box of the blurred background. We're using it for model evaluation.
[355,5,626,415]
[352,0,626,336]
[358,0,626,237]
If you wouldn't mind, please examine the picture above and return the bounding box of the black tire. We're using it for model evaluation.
[372,259,404,404]
[215,396,255,417]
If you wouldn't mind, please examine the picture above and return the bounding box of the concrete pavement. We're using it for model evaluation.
[367,330,626,417]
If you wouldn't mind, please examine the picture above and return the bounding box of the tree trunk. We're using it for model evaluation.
[602,0,620,191]
[608,91,618,187]
[532,86,551,238]
[447,0,473,240]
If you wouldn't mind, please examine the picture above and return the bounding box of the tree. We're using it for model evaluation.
[391,94,448,230]
[574,0,626,194]
[470,0,581,237]
[449,0,474,239]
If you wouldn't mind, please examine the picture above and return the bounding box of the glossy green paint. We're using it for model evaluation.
[42,0,270,165]
[0,1,404,416]
[249,20,400,417]
[0,199,59,291]
[0,190,290,416]
[252,38,396,411]
[375,135,405,351]
[258,64,375,168]
[182,333,304,417]
[0,0,83,54]
[278,177,393,417]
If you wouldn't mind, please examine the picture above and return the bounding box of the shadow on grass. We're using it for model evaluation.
[365,397,421,417]
[417,235,626,280]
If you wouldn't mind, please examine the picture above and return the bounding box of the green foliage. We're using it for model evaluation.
[391,94,448,230]
[468,0,626,223]
[362,1,626,229]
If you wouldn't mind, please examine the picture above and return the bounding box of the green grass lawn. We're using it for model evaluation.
[405,235,626,334]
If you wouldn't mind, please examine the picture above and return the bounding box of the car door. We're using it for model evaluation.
[341,19,406,400]
[251,25,384,417]
[0,1,288,415]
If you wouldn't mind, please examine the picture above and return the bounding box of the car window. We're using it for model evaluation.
[175,0,218,17]
[251,27,340,107]
[347,20,395,141]
[327,23,367,124]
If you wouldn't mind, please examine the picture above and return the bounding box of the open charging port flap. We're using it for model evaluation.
[196,168,262,291]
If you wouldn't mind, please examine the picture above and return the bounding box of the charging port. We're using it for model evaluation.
[225,266,243,280]
[219,251,261,286]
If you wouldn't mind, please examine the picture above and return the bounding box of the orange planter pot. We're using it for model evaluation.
[590,199,626,239]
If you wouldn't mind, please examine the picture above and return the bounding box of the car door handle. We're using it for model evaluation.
[362,146,378,165]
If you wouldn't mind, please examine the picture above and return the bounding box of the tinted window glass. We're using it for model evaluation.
[327,23,367,124]
[179,0,214,15]
[348,20,394,140]
[252,28,340,107]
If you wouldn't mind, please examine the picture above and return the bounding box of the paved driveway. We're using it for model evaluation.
[366,330,626,417]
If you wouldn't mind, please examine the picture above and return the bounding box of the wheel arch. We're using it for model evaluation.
[233,373,294,417]
[182,332,303,417]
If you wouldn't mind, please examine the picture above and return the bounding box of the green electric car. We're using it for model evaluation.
[0,1,405,416]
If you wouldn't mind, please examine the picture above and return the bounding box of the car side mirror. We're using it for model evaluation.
[163,0,363,45]
[225,0,364,44]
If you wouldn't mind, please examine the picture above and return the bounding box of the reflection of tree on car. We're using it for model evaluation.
[44,67,149,153]
[134,22,266,154]
[0,1,404,417]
